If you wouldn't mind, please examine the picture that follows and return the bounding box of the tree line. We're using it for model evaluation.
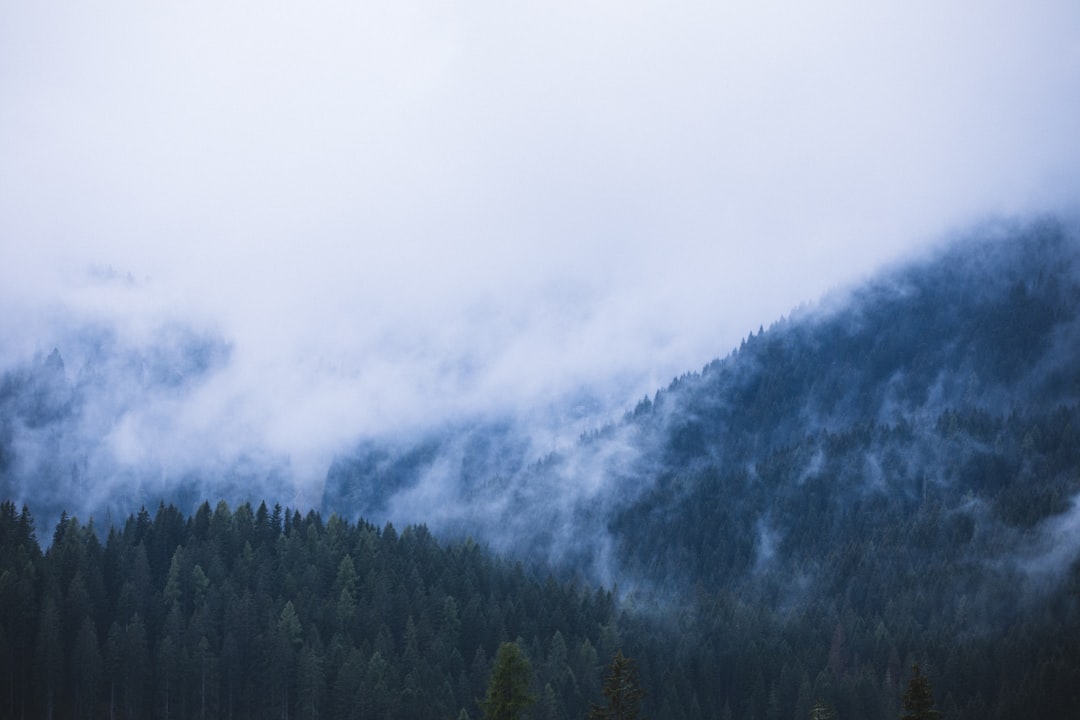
[0,499,636,720]
[0,496,1042,720]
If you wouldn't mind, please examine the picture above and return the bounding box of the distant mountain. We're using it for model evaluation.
[322,217,1080,718]
[0,324,242,523]
[4,217,1080,718]
[326,217,1080,593]
[611,217,1080,595]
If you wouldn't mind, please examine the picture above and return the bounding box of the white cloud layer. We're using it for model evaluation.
[2,0,1080,494]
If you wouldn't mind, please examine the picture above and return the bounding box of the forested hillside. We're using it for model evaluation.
[603,220,1080,720]
[323,218,1080,718]
[0,500,656,720]
[613,219,1080,590]
[4,219,1080,719]
[326,220,1080,587]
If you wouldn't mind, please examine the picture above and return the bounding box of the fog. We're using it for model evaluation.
[2,1,1080,516]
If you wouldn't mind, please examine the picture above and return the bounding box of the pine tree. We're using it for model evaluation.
[589,650,646,720]
[901,664,941,720]
[275,601,303,720]
[124,614,149,719]
[481,642,536,720]
[35,596,62,720]
[71,618,101,720]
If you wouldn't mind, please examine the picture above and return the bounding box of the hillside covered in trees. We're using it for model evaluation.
[3,218,1080,719]
[324,218,1080,718]
[0,500,646,720]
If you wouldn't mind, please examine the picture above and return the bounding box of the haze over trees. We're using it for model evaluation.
[3,218,1080,718]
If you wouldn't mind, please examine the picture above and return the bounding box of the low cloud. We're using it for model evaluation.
[2,1,1080,529]
[1020,493,1080,587]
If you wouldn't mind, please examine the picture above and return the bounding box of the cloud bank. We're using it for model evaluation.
[2,1,1080,508]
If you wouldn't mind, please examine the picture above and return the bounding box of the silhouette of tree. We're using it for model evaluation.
[481,642,535,720]
[901,664,941,720]
[589,650,646,720]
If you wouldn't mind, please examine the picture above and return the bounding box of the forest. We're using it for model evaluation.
[3,220,1080,718]
[1,490,1078,720]
[0,499,635,720]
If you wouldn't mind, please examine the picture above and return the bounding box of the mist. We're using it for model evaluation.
[3,1,1080,529]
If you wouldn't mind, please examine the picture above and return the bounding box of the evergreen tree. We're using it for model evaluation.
[296,636,326,720]
[275,601,303,720]
[105,621,124,720]
[35,596,62,720]
[901,664,941,720]
[156,633,179,720]
[124,614,149,719]
[481,642,536,720]
[71,618,101,720]
[589,650,646,720]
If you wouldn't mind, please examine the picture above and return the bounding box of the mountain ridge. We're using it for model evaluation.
[4,217,1080,718]
[324,217,1080,599]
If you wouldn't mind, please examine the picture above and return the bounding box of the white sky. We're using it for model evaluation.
[3,0,1080,489]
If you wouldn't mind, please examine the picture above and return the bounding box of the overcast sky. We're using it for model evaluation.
[3,1,1080,490]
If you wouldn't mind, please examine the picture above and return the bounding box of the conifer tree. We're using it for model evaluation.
[901,664,941,720]
[481,642,536,720]
[35,596,62,720]
[71,618,101,720]
[589,650,646,720]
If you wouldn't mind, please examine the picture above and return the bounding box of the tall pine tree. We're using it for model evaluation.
[589,650,646,720]
[901,664,941,720]
[481,642,536,720]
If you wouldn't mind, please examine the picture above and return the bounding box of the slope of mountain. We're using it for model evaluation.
[612,218,1080,594]
[4,217,1080,718]
[0,325,238,524]
[326,218,1080,592]
[321,217,1080,719]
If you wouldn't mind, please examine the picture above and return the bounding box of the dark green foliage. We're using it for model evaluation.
[901,665,941,720]
[71,618,100,720]
[589,650,645,720]
[0,502,632,720]
[480,642,535,720]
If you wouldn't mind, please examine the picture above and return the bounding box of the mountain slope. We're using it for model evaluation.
[610,218,1080,594]
[316,217,1080,718]
[326,218,1080,593]
[4,217,1080,718]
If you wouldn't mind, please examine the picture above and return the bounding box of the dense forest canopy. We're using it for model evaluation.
[0,500,634,720]
[3,218,1080,718]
